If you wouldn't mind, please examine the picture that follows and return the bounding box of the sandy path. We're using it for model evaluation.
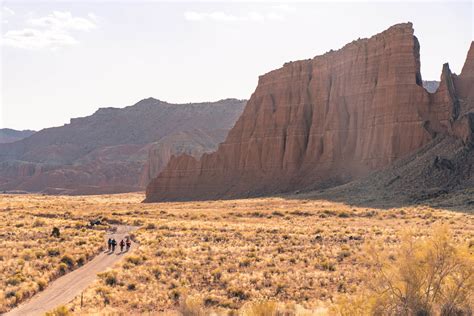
[5,225,137,316]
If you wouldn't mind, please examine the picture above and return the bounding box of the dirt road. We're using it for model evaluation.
[5,225,137,316]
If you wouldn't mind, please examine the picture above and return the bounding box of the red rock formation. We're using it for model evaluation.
[146,23,472,202]
[454,42,474,111]
[140,129,231,187]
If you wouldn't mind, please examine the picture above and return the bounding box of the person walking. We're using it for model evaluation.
[107,238,112,252]
[120,239,125,252]
[125,237,131,252]
[111,239,117,252]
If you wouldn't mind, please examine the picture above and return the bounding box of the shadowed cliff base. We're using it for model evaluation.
[287,134,474,212]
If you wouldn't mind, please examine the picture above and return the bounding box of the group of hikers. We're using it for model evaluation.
[107,236,131,253]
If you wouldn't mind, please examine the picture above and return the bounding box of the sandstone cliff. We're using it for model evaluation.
[0,99,245,194]
[140,129,230,187]
[146,23,473,202]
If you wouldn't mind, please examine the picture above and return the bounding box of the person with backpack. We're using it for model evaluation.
[120,239,125,252]
[111,239,117,252]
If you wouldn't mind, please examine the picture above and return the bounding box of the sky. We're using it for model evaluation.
[1,1,473,131]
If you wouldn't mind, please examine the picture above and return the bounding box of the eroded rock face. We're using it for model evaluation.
[146,23,472,202]
[0,99,245,194]
[454,42,474,112]
[139,129,230,187]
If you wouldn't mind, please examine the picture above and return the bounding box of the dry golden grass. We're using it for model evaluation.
[0,195,108,313]
[0,193,472,315]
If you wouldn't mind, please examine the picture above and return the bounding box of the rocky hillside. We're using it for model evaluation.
[0,129,35,144]
[0,98,245,194]
[146,23,473,202]
[314,133,473,211]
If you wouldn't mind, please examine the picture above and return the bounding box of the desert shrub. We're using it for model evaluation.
[95,286,111,305]
[5,290,16,299]
[179,295,206,316]
[60,255,75,268]
[45,305,71,316]
[211,268,222,282]
[239,258,251,267]
[33,219,45,227]
[151,267,163,279]
[240,300,280,316]
[58,263,68,274]
[6,275,23,286]
[47,248,61,257]
[337,250,351,261]
[227,286,249,300]
[75,239,86,246]
[99,270,118,286]
[338,211,351,218]
[203,295,220,307]
[145,223,156,230]
[132,219,143,226]
[36,278,47,291]
[76,256,85,266]
[125,255,143,265]
[332,295,375,316]
[340,226,474,315]
[21,250,33,261]
[318,259,336,272]
[170,288,182,301]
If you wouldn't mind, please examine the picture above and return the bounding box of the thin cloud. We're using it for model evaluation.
[2,7,15,16]
[2,28,78,50]
[28,11,96,31]
[1,11,97,50]
[2,6,15,24]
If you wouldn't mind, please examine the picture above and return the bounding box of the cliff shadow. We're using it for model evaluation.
[283,186,474,213]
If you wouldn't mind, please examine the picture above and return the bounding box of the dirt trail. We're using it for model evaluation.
[5,225,137,316]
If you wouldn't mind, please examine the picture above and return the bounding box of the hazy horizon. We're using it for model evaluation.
[1,1,473,131]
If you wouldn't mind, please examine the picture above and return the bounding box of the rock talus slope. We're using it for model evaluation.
[146,23,472,202]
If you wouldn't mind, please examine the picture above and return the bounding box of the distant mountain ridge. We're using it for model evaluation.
[0,98,246,194]
[0,129,35,144]
[423,80,440,93]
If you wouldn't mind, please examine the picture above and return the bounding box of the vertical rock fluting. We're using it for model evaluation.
[454,42,474,106]
[145,23,468,202]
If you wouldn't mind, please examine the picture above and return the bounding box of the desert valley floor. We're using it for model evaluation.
[1,192,473,315]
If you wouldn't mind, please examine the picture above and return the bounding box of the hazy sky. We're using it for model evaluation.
[1,1,472,130]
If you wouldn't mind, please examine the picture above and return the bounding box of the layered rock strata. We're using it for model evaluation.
[146,23,473,202]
